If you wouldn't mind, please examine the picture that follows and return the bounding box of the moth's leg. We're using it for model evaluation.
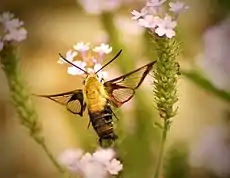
[107,102,119,121]
[111,108,119,121]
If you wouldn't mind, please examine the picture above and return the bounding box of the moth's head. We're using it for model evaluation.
[83,72,104,85]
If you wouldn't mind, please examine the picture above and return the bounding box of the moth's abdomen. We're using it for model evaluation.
[89,105,117,146]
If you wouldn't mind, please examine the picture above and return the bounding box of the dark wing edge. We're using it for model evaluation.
[104,61,156,107]
[34,89,86,116]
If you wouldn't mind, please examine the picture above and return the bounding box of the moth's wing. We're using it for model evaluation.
[66,91,86,116]
[35,89,86,116]
[104,61,156,107]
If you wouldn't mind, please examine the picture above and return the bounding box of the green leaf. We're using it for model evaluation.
[182,70,230,102]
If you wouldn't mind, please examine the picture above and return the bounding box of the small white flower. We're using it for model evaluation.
[67,60,87,75]
[93,148,115,165]
[0,12,27,44]
[132,0,188,38]
[131,9,147,20]
[4,18,24,31]
[87,67,95,74]
[169,1,189,14]
[138,15,153,28]
[138,15,160,28]
[58,149,83,172]
[155,15,177,38]
[80,153,93,165]
[80,153,107,178]
[58,50,78,64]
[93,43,112,55]
[73,42,90,52]
[83,162,107,178]
[59,148,123,178]
[94,63,108,81]
[4,28,27,42]
[93,63,103,72]
[106,158,123,175]
[146,0,167,8]
[87,63,108,81]
[0,12,14,23]
[60,42,110,80]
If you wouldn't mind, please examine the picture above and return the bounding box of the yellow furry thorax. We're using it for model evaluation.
[83,74,109,112]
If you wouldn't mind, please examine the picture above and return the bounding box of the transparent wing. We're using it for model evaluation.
[104,61,155,107]
[35,89,86,116]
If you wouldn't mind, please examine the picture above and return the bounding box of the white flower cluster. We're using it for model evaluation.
[58,42,112,81]
[59,148,123,178]
[0,12,27,51]
[77,0,122,15]
[131,0,189,38]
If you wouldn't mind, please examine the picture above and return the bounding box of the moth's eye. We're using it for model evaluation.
[100,77,104,83]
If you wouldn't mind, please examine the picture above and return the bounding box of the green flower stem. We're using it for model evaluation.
[149,33,180,178]
[154,122,169,178]
[0,44,69,178]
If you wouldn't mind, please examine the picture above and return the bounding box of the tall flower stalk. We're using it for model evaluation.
[152,35,180,178]
[132,0,188,177]
[0,12,69,177]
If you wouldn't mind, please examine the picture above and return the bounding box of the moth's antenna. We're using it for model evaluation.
[95,49,122,74]
[59,53,89,75]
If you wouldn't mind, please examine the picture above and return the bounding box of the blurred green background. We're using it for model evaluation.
[1,0,230,178]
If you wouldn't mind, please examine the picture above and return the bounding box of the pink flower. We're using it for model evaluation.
[138,15,160,28]
[155,15,177,38]
[93,148,115,165]
[4,28,27,42]
[131,0,188,38]
[67,61,87,75]
[57,50,77,64]
[106,159,123,175]
[131,9,147,20]
[93,43,112,55]
[74,42,90,52]
[59,148,123,178]
[58,149,83,172]
[0,12,27,44]
[169,1,189,14]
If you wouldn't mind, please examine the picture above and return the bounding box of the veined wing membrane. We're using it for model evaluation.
[35,89,86,116]
[104,61,156,107]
